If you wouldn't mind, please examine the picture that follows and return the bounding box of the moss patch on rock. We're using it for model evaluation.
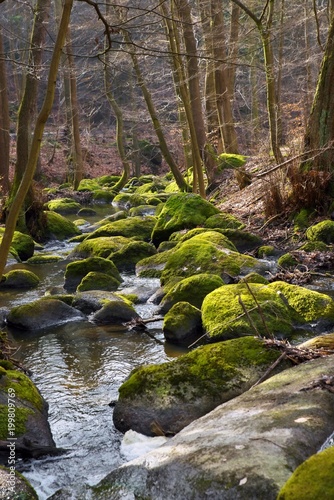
[204,212,245,230]
[159,273,224,313]
[64,256,122,292]
[85,216,156,242]
[69,236,129,259]
[113,336,285,435]
[46,197,81,214]
[268,281,334,324]
[277,446,334,500]
[151,193,219,246]
[0,229,35,261]
[202,283,294,340]
[44,211,81,240]
[110,241,157,271]
[0,270,40,289]
[306,219,334,243]
[160,239,267,286]
[163,301,202,345]
[77,271,121,292]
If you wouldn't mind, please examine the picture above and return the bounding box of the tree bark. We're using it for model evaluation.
[0,0,73,279]
[0,26,10,194]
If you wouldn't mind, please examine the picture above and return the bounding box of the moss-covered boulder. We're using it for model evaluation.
[257,245,276,258]
[277,446,334,500]
[113,192,148,209]
[159,273,224,314]
[151,193,220,246]
[128,204,157,217]
[0,270,40,289]
[77,207,97,217]
[110,241,157,272]
[6,298,86,331]
[44,211,81,240]
[306,219,334,243]
[163,302,202,345]
[85,216,156,242]
[220,228,263,252]
[101,355,334,500]
[46,197,81,214]
[135,249,174,278]
[0,360,55,462]
[202,283,294,341]
[91,297,140,325]
[26,254,63,264]
[0,466,38,498]
[204,212,245,230]
[92,188,116,203]
[160,239,268,286]
[268,281,334,326]
[64,256,122,292]
[77,271,120,292]
[278,252,299,269]
[0,229,35,261]
[113,336,288,436]
[173,228,237,252]
[69,235,129,259]
[239,272,269,285]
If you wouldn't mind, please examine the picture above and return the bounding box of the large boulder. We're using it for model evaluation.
[91,297,140,325]
[202,283,294,341]
[160,240,268,286]
[277,446,334,500]
[305,219,334,243]
[110,241,157,272]
[151,193,219,246]
[46,197,81,214]
[0,362,56,463]
[113,336,288,436]
[158,273,224,314]
[84,216,156,242]
[69,236,129,259]
[163,301,202,345]
[77,271,121,292]
[0,270,40,289]
[64,257,122,292]
[6,298,85,331]
[93,355,334,499]
[0,229,35,261]
[44,211,81,240]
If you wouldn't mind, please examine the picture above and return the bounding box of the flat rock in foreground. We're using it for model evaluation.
[90,355,334,499]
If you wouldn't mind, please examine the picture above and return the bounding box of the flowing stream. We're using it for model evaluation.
[2,206,334,498]
[1,206,185,499]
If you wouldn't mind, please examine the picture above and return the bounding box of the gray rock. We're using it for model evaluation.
[94,355,334,499]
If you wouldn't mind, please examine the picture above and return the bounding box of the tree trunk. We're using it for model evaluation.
[0,0,73,279]
[303,13,334,171]
[121,28,190,193]
[0,26,10,194]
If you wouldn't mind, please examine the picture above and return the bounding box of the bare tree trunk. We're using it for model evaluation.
[303,13,334,171]
[232,0,283,164]
[0,26,10,194]
[0,0,73,279]
[104,1,131,192]
[121,27,190,193]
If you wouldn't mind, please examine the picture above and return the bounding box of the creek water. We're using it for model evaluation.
[2,206,334,498]
[1,207,185,499]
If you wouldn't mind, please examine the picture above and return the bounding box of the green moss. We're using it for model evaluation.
[257,245,275,258]
[173,228,237,252]
[204,212,245,230]
[202,283,294,340]
[268,281,334,323]
[277,253,299,269]
[0,270,40,289]
[299,241,329,252]
[70,236,129,259]
[160,240,264,286]
[92,189,116,202]
[64,256,122,291]
[1,369,44,411]
[46,197,81,214]
[277,447,334,500]
[0,405,34,439]
[113,192,147,209]
[44,211,81,240]
[77,271,120,292]
[136,248,174,278]
[151,193,219,246]
[85,216,156,242]
[306,219,334,243]
[239,272,269,284]
[110,241,157,271]
[217,153,247,171]
[160,273,224,312]
[77,178,101,191]
[26,254,63,264]
[293,208,312,232]
[118,336,280,402]
[0,229,35,261]
[219,229,262,252]
[97,174,121,186]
